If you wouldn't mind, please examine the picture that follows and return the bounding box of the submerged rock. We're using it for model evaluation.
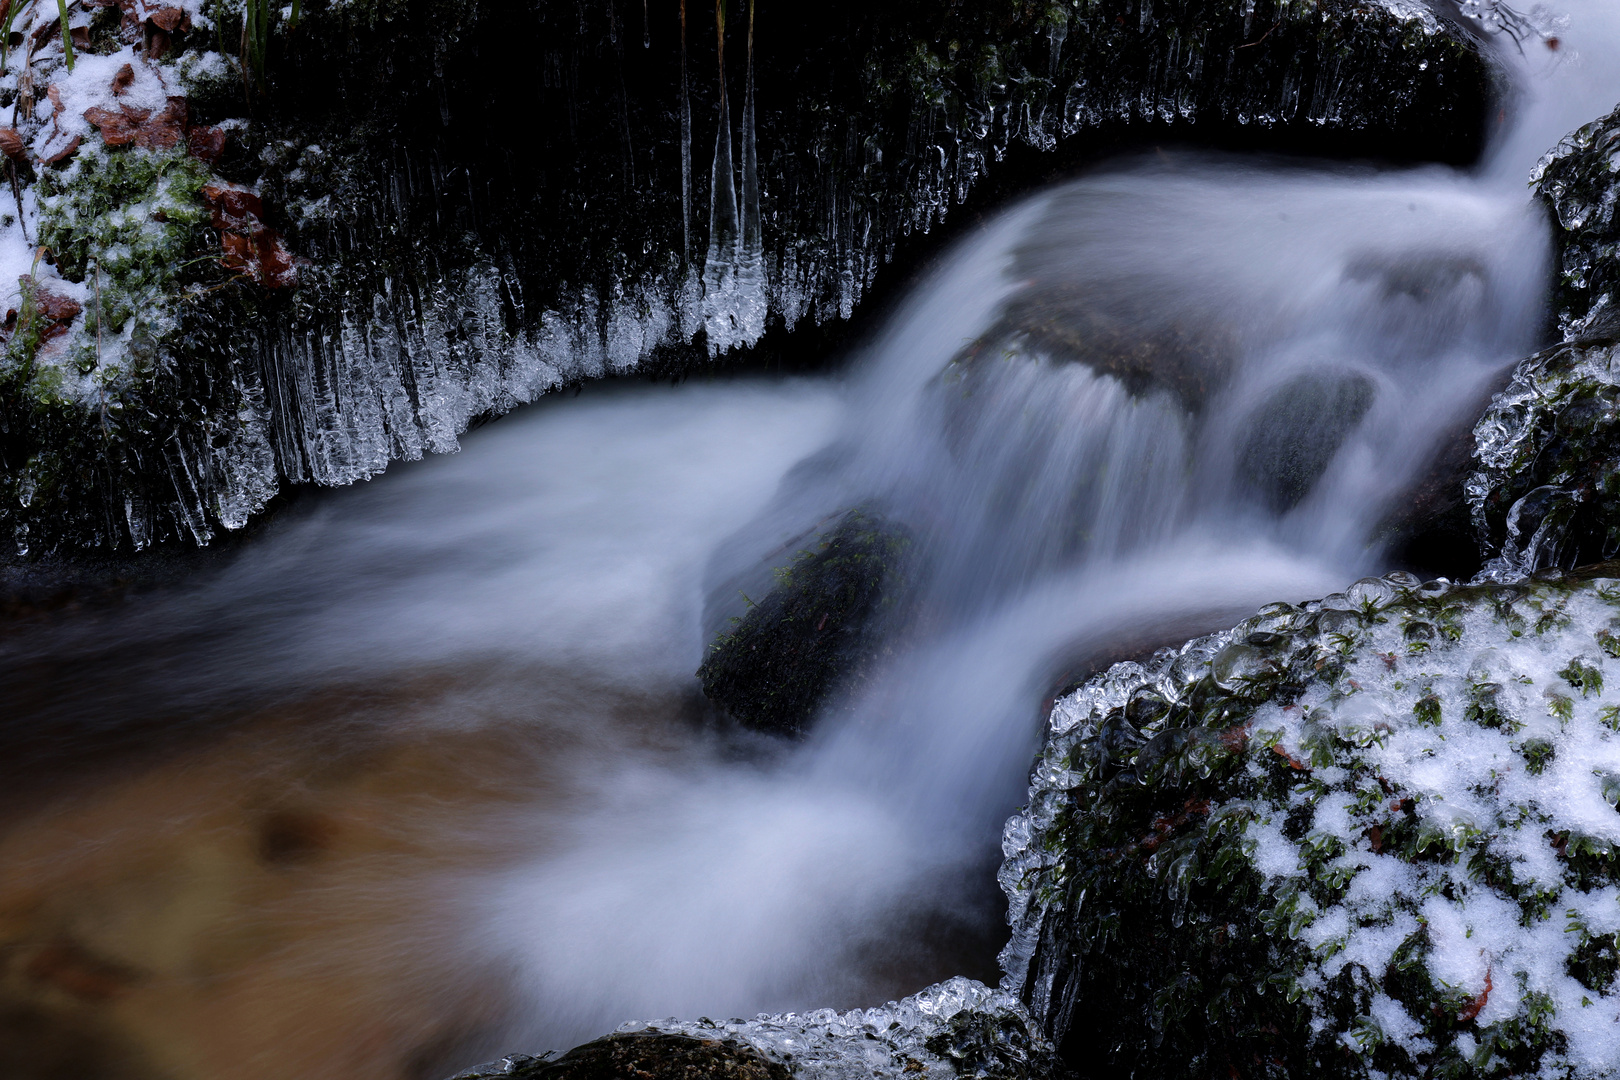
[0,0,1495,556]
[698,509,914,738]
[1001,566,1620,1079]
[452,978,1054,1080]
[1239,371,1378,513]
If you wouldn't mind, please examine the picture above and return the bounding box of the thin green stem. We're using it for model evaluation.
[53,0,71,71]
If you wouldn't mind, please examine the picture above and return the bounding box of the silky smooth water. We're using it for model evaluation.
[2,5,1614,1077]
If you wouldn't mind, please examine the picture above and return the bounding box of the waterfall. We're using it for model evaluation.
[10,5,1619,1074]
[475,159,1550,1049]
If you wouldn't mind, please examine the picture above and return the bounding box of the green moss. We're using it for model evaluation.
[0,137,243,553]
[37,145,211,339]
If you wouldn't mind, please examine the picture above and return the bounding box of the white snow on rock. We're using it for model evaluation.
[1002,568,1620,1077]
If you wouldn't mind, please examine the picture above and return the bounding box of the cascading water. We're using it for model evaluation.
[5,4,1619,1077]
[481,159,1547,1049]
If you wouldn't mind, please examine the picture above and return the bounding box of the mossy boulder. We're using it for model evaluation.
[698,509,915,738]
[1001,566,1620,1080]
[3,0,1497,557]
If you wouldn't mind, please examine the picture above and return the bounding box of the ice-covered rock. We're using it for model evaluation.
[452,978,1054,1080]
[1001,566,1620,1079]
[1470,334,1620,577]
[1471,104,1620,577]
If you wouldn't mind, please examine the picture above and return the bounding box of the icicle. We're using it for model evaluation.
[705,0,739,271]
[701,0,744,354]
[643,0,650,47]
[1048,8,1067,75]
[733,0,767,345]
[740,0,760,263]
[679,0,693,265]
[611,0,635,189]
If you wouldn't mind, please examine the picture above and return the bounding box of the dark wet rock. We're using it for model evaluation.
[0,0,1495,556]
[1471,333,1620,575]
[960,288,1238,415]
[698,509,915,738]
[450,1034,791,1080]
[1239,370,1376,512]
[1000,566,1620,1080]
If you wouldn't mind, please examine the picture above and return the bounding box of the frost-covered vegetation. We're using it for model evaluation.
[1001,568,1620,1079]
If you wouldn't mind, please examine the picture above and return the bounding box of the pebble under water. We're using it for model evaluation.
[6,10,1620,1071]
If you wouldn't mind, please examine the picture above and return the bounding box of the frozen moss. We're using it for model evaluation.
[38,144,213,368]
[1002,567,1620,1079]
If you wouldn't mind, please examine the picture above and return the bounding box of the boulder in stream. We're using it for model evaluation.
[1002,567,1620,1079]
[449,1033,791,1080]
[698,509,915,738]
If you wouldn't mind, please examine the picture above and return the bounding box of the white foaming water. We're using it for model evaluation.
[487,160,1551,1049]
[1475,0,1620,185]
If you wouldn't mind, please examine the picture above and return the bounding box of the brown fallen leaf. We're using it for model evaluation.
[37,132,81,165]
[148,5,187,30]
[187,123,226,165]
[1458,968,1493,1022]
[85,105,139,145]
[132,97,185,150]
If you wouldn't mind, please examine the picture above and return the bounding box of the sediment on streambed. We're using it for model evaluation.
[0,0,1497,557]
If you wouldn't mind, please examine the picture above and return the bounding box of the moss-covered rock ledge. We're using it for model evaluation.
[1,0,1499,557]
[1001,566,1620,1079]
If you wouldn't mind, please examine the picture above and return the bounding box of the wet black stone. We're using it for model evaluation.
[1238,370,1376,513]
[697,508,914,738]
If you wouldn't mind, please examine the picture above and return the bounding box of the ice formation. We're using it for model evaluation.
[604,978,1052,1080]
[1470,103,1620,577]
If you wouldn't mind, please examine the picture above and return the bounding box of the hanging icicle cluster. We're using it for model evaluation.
[698,0,766,355]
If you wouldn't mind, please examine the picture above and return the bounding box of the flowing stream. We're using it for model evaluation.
[4,5,1620,1078]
